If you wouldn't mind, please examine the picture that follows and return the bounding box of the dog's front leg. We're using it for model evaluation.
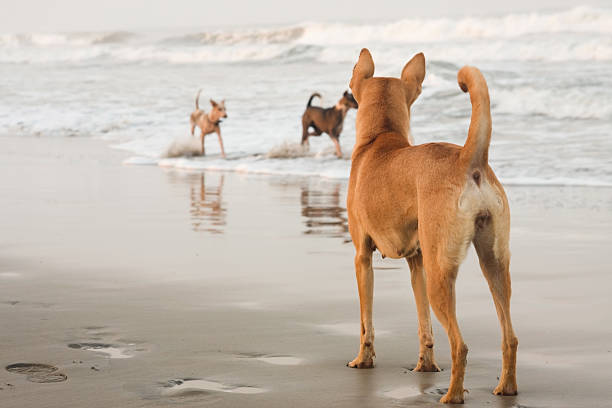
[200,130,206,155]
[301,123,310,147]
[331,137,342,158]
[348,248,375,368]
[215,128,226,159]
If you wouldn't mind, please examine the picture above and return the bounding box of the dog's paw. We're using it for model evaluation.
[439,390,465,404]
[347,354,374,369]
[493,381,517,396]
[347,359,374,369]
[412,360,440,372]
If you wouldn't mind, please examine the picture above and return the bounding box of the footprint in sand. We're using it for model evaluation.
[425,386,449,396]
[236,352,304,366]
[5,363,67,383]
[68,326,148,359]
[161,378,266,396]
[68,343,135,359]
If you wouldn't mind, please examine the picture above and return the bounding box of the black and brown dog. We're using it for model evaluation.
[301,91,358,158]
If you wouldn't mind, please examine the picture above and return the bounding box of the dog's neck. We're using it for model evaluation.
[207,111,220,124]
[335,102,349,117]
[354,103,412,150]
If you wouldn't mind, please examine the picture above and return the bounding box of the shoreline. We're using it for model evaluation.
[120,149,612,189]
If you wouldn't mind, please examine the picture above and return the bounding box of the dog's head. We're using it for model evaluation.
[340,90,359,109]
[349,48,425,108]
[210,99,228,121]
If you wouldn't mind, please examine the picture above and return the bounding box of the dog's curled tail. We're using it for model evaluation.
[195,89,203,110]
[458,66,491,167]
[307,92,321,107]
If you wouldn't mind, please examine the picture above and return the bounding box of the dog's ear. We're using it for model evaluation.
[343,90,348,97]
[401,52,425,86]
[210,99,218,108]
[350,48,375,100]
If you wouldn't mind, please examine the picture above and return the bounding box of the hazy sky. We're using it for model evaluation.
[2,0,609,32]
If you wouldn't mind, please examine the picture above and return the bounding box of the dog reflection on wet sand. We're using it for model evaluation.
[189,173,226,234]
[300,182,349,241]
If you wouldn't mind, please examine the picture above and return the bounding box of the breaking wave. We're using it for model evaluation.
[1,7,611,64]
[0,31,136,47]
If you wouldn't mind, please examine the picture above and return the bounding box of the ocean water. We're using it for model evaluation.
[1,6,611,186]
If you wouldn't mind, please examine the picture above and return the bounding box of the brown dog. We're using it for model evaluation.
[346,49,518,404]
[301,91,358,158]
[189,89,228,158]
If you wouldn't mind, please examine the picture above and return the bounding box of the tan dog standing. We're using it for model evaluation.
[346,49,518,404]
[301,91,358,158]
[189,89,228,157]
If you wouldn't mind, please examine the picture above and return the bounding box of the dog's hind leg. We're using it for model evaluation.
[307,122,323,138]
[418,215,468,404]
[301,117,311,146]
[308,127,322,136]
[473,212,518,397]
[423,254,466,404]
[347,235,375,368]
[407,253,440,372]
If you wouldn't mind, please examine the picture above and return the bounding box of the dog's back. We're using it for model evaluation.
[349,58,503,239]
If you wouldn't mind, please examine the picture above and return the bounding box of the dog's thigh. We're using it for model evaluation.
[308,124,323,136]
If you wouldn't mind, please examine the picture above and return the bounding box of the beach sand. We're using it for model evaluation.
[1,135,611,407]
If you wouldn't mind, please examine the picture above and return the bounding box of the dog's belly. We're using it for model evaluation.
[369,221,420,259]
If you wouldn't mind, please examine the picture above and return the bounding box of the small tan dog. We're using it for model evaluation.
[346,49,518,404]
[189,89,228,157]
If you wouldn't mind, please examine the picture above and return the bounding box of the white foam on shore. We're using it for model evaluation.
[266,141,310,158]
[163,379,266,396]
[122,156,158,165]
[122,153,612,188]
[163,136,202,158]
[84,345,133,359]
[383,386,422,399]
[501,177,612,187]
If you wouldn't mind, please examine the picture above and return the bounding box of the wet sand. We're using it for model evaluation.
[1,135,612,407]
